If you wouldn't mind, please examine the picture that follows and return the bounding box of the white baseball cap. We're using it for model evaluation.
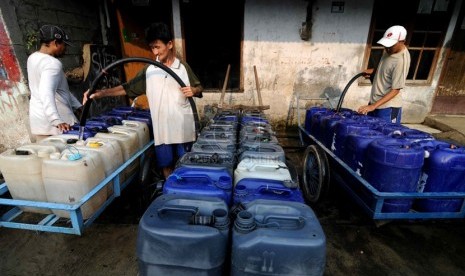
[377,25,407,48]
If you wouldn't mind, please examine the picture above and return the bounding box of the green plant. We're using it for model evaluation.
[25,32,38,52]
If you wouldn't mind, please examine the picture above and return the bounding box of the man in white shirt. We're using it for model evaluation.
[27,25,82,141]
[358,25,411,124]
[84,22,203,178]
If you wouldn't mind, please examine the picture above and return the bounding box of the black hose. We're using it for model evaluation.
[80,57,200,136]
[335,72,366,113]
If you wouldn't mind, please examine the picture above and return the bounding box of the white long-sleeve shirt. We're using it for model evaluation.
[27,52,82,135]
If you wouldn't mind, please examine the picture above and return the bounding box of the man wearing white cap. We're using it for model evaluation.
[357,25,411,124]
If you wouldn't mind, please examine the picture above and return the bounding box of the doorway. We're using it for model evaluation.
[180,0,244,92]
[431,3,465,114]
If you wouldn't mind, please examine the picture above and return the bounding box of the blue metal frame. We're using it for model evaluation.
[0,140,154,235]
[298,126,465,220]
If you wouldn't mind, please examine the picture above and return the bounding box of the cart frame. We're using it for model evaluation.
[298,124,465,221]
[0,140,154,235]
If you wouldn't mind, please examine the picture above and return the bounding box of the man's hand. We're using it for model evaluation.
[56,123,71,132]
[363,68,374,79]
[180,86,195,97]
[357,104,375,115]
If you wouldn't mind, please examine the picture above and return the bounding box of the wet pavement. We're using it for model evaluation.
[1,123,465,276]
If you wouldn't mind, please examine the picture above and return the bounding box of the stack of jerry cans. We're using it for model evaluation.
[164,109,239,207]
[137,192,231,275]
[191,114,238,154]
[233,110,304,206]
[231,199,326,276]
[233,158,304,205]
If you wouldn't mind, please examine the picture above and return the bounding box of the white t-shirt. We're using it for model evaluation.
[145,58,195,145]
[27,52,81,135]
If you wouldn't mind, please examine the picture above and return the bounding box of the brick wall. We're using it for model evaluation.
[0,0,106,150]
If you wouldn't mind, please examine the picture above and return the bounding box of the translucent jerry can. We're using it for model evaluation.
[0,143,60,214]
[94,131,139,183]
[107,126,141,149]
[39,133,81,151]
[42,150,106,219]
[234,158,296,188]
[112,120,150,148]
[66,138,124,198]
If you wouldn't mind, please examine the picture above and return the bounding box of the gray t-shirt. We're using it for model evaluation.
[370,47,411,108]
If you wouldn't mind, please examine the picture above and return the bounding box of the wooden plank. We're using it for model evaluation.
[218,64,231,108]
[253,65,263,106]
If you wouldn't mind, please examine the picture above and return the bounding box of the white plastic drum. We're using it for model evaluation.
[39,134,81,151]
[42,150,106,219]
[64,139,124,198]
[234,158,293,186]
[94,131,139,183]
[0,144,60,214]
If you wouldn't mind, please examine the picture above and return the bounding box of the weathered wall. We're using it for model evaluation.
[0,0,102,150]
[0,14,30,152]
[196,0,461,126]
[1,0,462,152]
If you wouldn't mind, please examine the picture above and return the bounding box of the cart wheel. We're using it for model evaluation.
[302,144,330,203]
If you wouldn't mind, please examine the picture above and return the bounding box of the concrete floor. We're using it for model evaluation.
[2,124,465,275]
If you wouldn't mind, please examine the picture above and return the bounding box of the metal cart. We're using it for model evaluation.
[296,73,465,221]
[0,140,154,235]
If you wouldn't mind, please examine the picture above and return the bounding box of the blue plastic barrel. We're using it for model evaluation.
[112,106,136,114]
[390,128,434,142]
[310,109,334,140]
[320,113,346,150]
[343,129,386,176]
[92,114,123,125]
[233,179,305,205]
[363,138,424,213]
[137,194,230,276]
[231,199,326,276]
[414,143,465,212]
[304,107,329,133]
[163,168,233,206]
[333,119,374,158]
[375,123,409,135]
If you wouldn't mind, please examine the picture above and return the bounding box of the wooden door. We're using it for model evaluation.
[115,7,153,81]
[431,7,465,114]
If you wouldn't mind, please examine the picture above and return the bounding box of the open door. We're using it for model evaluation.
[112,0,172,81]
[431,6,465,114]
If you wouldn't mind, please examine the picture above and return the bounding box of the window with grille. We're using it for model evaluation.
[364,0,455,85]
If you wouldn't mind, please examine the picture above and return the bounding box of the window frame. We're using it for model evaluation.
[362,0,454,86]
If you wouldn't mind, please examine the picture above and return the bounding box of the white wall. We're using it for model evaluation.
[196,0,460,125]
[198,0,375,125]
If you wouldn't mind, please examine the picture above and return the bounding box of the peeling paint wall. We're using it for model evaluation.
[197,0,459,125]
[0,0,102,151]
[0,14,31,152]
[198,0,373,125]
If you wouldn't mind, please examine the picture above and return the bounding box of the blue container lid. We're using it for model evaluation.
[390,128,434,141]
[429,144,465,170]
[112,106,135,114]
[367,138,425,168]
[375,123,408,135]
